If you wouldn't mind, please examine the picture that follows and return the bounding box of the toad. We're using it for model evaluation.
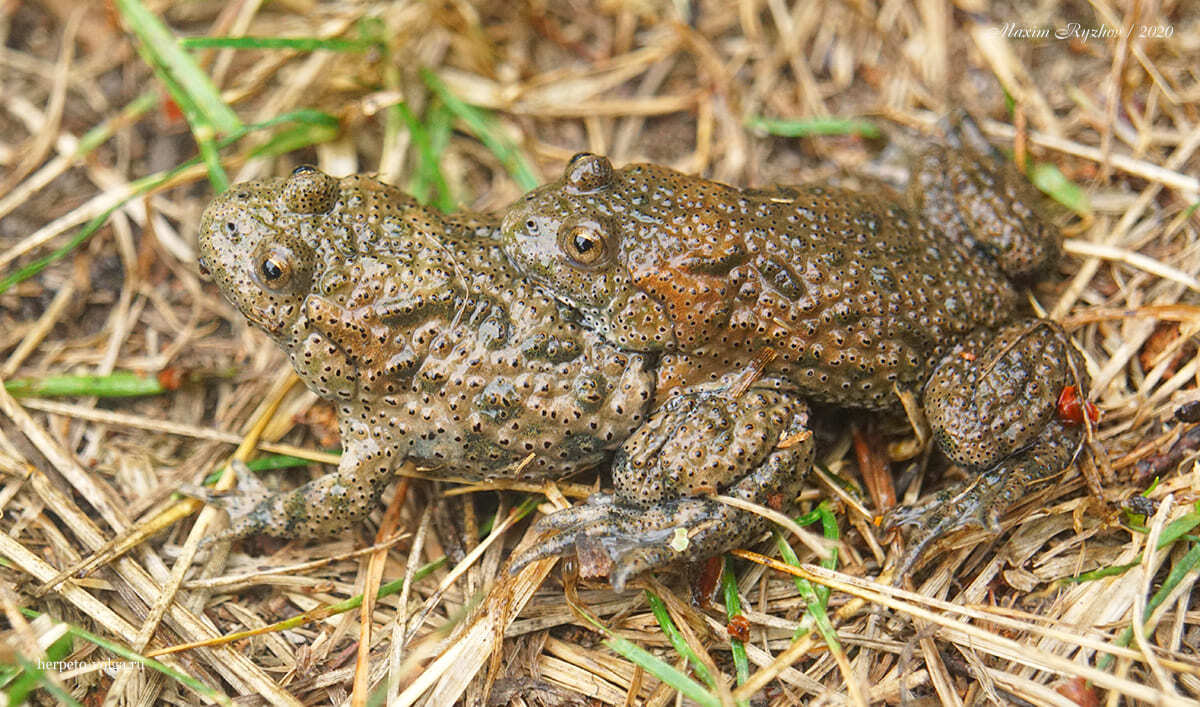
[500,143,1090,573]
[196,167,812,589]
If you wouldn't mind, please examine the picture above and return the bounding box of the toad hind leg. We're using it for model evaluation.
[888,319,1089,572]
[199,416,399,543]
[511,383,813,591]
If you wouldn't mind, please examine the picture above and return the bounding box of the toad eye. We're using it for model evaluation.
[557,220,610,268]
[262,258,284,280]
[257,246,295,289]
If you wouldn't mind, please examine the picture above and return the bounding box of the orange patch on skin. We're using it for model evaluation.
[305,295,392,375]
[632,263,731,345]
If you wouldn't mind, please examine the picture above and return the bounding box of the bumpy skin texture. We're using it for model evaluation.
[909,145,1060,280]
[518,379,812,590]
[501,147,1089,570]
[198,168,810,584]
[197,167,661,540]
[501,151,1027,410]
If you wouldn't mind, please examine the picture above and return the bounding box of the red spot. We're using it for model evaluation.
[1057,385,1097,425]
[959,350,976,362]
[160,95,184,124]
[157,368,184,390]
[726,615,751,642]
[767,493,784,511]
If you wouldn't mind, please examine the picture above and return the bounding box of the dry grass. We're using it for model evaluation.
[2,0,1200,704]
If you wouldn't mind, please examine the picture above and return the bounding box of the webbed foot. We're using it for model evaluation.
[189,418,399,546]
[512,382,813,591]
[513,492,769,591]
[889,318,1090,575]
[887,423,1082,574]
[181,460,278,545]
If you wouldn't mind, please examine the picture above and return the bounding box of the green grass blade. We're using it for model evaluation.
[115,0,240,135]
[0,208,116,295]
[4,371,168,398]
[1153,504,1200,548]
[777,535,844,652]
[194,125,228,192]
[776,537,820,638]
[1061,561,1139,584]
[1063,504,1200,584]
[396,102,452,209]
[75,90,159,156]
[117,0,230,190]
[1146,541,1200,622]
[5,629,74,705]
[1097,540,1200,671]
[1029,161,1091,216]
[720,566,750,706]
[562,584,718,705]
[116,0,244,190]
[747,115,880,139]
[424,101,457,212]
[203,448,340,485]
[644,590,717,689]
[777,502,840,639]
[248,120,340,159]
[421,68,539,190]
[244,454,320,472]
[602,635,721,707]
[10,656,84,707]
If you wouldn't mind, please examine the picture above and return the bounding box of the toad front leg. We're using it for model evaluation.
[513,382,812,591]
[889,319,1090,570]
[201,415,401,542]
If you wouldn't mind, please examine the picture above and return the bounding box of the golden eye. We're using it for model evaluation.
[559,221,608,267]
[262,258,284,280]
[258,247,293,288]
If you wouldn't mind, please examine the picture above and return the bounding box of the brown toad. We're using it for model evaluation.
[197,167,812,588]
[500,143,1090,569]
